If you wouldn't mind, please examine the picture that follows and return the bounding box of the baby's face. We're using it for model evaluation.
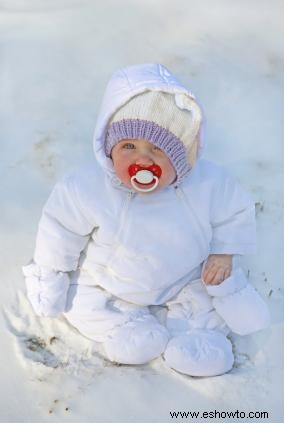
[111,139,176,193]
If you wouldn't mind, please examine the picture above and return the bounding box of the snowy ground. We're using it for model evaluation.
[1,0,284,422]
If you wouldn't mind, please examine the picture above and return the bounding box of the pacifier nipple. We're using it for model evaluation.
[128,164,162,193]
[135,169,154,184]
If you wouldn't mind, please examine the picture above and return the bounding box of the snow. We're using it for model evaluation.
[1,0,283,421]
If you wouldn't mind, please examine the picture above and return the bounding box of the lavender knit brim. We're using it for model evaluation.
[105,119,191,183]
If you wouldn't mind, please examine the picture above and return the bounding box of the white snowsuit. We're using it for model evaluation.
[23,63,270,376]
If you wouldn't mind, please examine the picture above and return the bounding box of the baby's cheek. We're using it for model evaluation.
[118,165,133,187]
[163,164,176,185]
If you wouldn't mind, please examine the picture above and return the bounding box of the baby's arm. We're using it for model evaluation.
[34,174,95,270]
[202,166,256,285]
[200,167,270,333]
[23,173,97,317]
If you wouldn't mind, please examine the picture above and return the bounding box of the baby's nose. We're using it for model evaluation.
[136,155,154,167]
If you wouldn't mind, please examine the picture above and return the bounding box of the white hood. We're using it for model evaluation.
[93,63,203,181]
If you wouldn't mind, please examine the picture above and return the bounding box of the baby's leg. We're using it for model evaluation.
[64,281,169,365]
[163,280,234,376]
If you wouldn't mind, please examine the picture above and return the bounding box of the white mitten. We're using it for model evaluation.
[22,262,70,317]
[204,268,270,335]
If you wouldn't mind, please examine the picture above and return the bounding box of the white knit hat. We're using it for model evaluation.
[105,90,202,183]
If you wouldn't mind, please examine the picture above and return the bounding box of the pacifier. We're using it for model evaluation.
[128,164,162,192]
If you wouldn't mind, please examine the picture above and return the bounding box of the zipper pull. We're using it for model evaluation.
[128,190,135,199]
[174,186,184,199]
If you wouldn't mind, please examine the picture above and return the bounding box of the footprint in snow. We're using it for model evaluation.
[23,336,59,368]
[3,290,106,377]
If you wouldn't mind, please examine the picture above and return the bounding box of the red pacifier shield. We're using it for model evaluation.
[128,164,162,192]
[128,164,162,180]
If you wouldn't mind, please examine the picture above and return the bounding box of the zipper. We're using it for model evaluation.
[113,190,134,246]
[105,190,134,266]
[174,186,209,251]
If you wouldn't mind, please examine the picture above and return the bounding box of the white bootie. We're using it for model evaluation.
[103,315,169,365]
[163,329,234,377]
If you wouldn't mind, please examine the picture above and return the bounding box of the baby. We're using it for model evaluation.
[23,63,270,377]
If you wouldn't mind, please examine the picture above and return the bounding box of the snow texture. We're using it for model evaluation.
[1,0,283,421]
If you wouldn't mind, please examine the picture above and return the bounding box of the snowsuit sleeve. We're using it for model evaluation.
[210,170,256,255]
[23,173,97,317]
[34,173,96,271]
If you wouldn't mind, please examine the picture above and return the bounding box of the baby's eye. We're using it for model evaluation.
[122,143,135,149]
[153,146,162,151]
